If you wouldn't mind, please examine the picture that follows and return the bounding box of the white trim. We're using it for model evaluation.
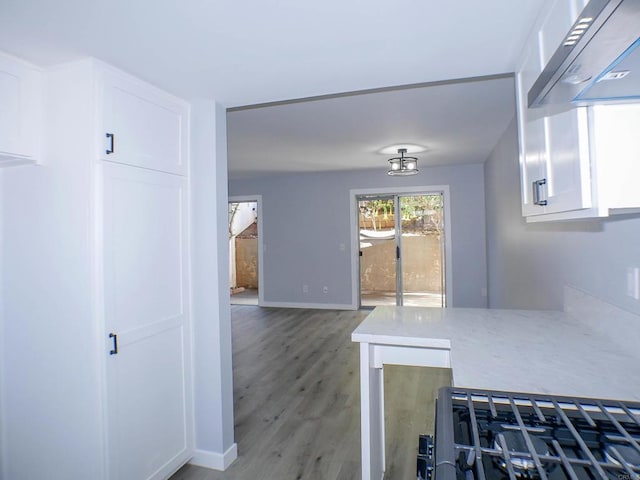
[442,187,453,306]
[229,195,264,306]
[524,206,608,222]
[349,191,359,310]
[349,185,454,308]
[189,443,238,471]
[260,301,356,311]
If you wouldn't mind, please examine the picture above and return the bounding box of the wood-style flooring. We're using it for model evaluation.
[171,306,451,480]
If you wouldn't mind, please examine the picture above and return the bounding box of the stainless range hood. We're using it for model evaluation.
[529,0,640,107]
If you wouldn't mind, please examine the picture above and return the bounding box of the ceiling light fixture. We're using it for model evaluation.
[378,144,427,155]
[387,148,418,176]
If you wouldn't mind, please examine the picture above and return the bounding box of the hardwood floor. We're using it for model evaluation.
[171,306,451,480]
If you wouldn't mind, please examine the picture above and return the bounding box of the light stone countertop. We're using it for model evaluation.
[351,306,640,401]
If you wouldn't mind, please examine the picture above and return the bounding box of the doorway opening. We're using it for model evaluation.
[355,190,448,308]
[229,197,263,306]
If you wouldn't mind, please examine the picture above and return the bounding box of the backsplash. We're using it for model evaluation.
[564,285,640,358]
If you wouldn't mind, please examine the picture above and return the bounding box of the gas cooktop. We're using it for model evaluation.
[418,387,640,480]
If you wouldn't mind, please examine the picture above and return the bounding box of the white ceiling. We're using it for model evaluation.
[227,76,517,179]
[0,0,544,107]
[0,0,542,178]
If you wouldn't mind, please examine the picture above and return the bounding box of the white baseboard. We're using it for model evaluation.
[189,443,238,471]
[260,301,356,310]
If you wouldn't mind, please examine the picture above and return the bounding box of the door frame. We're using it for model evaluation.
[229,195,264,306]
[349,185,453,309]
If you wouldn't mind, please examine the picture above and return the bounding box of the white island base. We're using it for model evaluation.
[357,338,451,480]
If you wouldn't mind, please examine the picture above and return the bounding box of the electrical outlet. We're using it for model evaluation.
[303,285,309,293]
[323,286,328,294]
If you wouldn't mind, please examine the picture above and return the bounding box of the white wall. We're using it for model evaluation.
[229,163,488,308]
[0,61,105,478]
[485,117,640,314]
[189,100,237,469]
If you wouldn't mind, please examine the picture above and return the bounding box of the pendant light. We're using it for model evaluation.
[387,148,418,176]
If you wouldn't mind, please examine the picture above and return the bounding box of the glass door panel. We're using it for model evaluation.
[358,196,397,307]
[398,194,445,307]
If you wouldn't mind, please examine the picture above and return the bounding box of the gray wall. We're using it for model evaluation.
[229,164,488,308]
[485,117,640,314]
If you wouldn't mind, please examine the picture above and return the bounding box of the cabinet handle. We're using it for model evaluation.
[109,333,118,355]
[532,178,548,206]
[105,133,115,155]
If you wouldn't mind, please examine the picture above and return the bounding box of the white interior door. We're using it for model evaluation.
[101,162,192,480]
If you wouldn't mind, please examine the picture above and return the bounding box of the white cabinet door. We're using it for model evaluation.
[542,107,592,213]
[536,0,593,214]
[100,69,188,175]
[516,33,547,216]
[0,51,42,164]
[101,162,192,480]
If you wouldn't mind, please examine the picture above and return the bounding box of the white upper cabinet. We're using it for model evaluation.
[0,51,43,166]
[516,36,547,216]
[515,0,640,222]
[99,67,188,175]
[537,0,593,214]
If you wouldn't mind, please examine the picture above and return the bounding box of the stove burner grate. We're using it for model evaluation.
[430,388,640,480]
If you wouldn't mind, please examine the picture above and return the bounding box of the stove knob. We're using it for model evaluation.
[419,434,434,456]
[417,455,434,480]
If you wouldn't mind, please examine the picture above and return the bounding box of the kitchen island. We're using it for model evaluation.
[351,305,640,480]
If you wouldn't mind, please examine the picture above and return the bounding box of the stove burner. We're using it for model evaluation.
[494,431,550,478]
[604,443,640,472]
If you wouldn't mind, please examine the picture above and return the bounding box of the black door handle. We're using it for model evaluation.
[109,333,118,355]
[532,178,547,206]
[105,133,115,155]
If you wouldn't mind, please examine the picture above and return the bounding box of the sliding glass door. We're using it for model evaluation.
[358,195,398,306]
[398,194,445,307]
[358,193,445,308]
